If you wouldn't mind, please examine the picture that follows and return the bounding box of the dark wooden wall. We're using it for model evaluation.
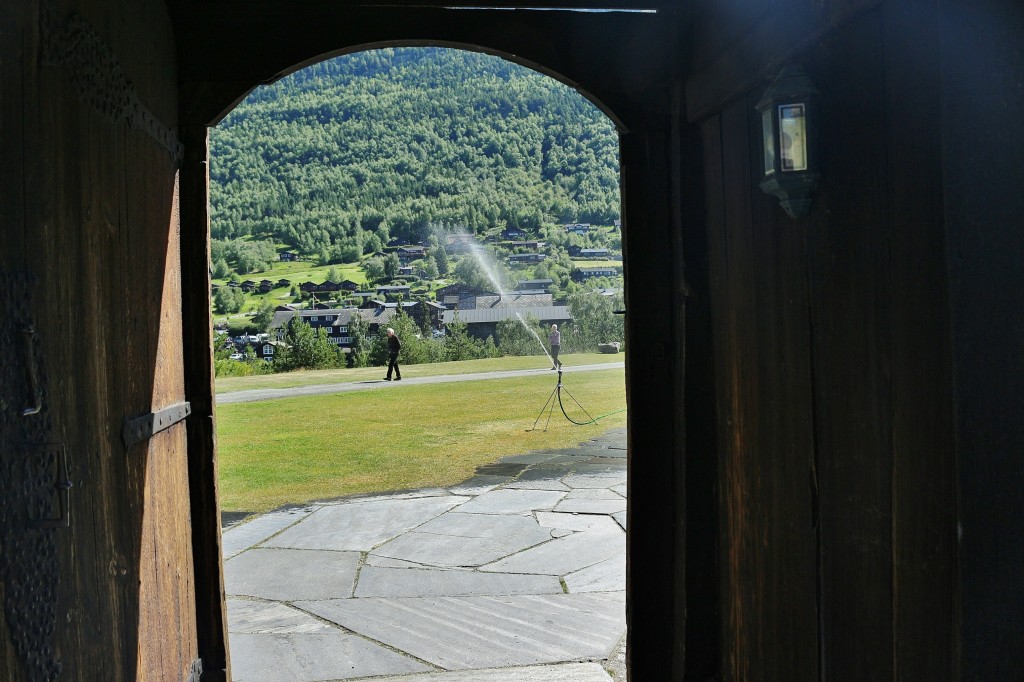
[690,1,967,679]
[0,0,205,679]
[939,0,1024,676]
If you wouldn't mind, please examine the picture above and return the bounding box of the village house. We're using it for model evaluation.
[516,279,553,292]
[569,246,611,258]
[279,251,299,261]
[564,222,592,235]
[507,240,546,251]
[506,253,546,265]
[396,245,427,263]
[572,266,620,281]
[442,304,572,343]
[375,284,412,299]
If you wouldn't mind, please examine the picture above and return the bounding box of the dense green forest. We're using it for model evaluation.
[209,47,620,259]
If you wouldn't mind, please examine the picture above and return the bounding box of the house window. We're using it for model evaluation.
[311,316,319,322]
[263,345,273,355]
[327,327,334,335]
[339,326,348,333]
[326,316,334,321]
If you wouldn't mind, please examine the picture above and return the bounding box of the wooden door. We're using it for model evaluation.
[0,1,205,679]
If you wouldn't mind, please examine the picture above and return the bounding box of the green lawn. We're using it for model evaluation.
[215,364,626,512]
[215,352,624,393]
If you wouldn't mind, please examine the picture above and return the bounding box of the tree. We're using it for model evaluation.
[565,290,624,351]
[275,319,342,370]
[495,314,546,357]
[346,313,371,367]
[364,257,386,285]
[326,265,341,283]
[252,299,276,331]
[212,258,231,279]
[423,258,439,280]
[214,286,245,314]
[442,316,493,361]
[384,252,401,279]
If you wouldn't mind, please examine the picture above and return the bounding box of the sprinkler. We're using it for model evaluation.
[528,368,598,432]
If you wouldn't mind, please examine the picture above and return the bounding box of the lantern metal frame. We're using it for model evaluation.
[755,64,820,218]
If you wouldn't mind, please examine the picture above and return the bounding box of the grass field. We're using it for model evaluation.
[216,364,626,512]
[215,352,624,393]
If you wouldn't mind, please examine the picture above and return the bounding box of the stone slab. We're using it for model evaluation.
[366,662,614,681]
[297,592,625,671]
[365,555,432,569]
[482,530,625,576]
[355,566,563,598]
[263,495,468,552]
[612,512,626,531]
[221,508,314,559]
[562,471,627,490]
[536,512,623,534]
[372,513,552,567]
[455,489,566,515]
[229,631,430,681]
[610,483,627,498]
[553,489,627,515]
[227,598,332,635]
[503,469,571,491]
[446,475,508,496]
[564,555,626,593]
[225,548,361,600]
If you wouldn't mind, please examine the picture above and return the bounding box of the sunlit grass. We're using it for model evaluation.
[216,366,626,512]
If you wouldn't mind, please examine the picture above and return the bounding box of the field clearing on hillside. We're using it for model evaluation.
[216,365,626,512]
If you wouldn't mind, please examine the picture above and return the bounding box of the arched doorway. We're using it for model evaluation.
[174,6,691,679]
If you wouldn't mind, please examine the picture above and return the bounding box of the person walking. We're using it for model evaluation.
[549,323,562,370]
[384,327,402,380]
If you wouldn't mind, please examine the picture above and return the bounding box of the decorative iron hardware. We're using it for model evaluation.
[186,657,203,681]
[27,444,72,529]
[122,401,192,449]
[21,325,42,416]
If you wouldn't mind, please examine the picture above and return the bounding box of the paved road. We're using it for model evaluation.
[216,362,625,405]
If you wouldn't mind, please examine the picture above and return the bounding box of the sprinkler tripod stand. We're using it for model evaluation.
[528,368,598,431]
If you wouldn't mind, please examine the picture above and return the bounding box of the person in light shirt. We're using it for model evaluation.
[548,324,562,370]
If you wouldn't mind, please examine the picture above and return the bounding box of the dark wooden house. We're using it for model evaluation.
[1,0,1022,680]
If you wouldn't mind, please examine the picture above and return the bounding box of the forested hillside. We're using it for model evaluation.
[209,47,620,259]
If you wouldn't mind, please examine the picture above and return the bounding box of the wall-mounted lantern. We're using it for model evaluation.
[755,64,820,218]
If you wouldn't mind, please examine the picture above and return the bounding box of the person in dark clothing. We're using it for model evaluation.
[384,327,402,380]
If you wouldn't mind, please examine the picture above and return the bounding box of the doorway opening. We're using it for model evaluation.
[207,46,630,680]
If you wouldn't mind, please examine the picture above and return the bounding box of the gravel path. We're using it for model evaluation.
[216,362,625,405]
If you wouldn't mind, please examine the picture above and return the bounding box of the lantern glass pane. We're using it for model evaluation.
[762,110,775,175]
[779,103,808,171]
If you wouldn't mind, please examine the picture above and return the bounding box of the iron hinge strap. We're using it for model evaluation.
[122,401,192,450]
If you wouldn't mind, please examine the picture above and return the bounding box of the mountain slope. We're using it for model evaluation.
[209,47,620,257]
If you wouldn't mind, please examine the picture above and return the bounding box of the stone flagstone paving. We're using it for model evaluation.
[223,428,626,681]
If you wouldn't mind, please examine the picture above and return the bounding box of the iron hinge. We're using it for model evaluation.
[122,401,191,450]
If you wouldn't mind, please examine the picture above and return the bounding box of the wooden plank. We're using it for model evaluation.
[0,0,27,271]
[709,92,821,682]
[620,129,684,680]
[743,88,819,682]
[938,0,1024,675]
[0,1,30,676]
[881,1,956,678]
[803,12,894,680]
[180,124,231,682]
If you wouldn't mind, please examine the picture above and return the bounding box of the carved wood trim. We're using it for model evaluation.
[39,2,184,165]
